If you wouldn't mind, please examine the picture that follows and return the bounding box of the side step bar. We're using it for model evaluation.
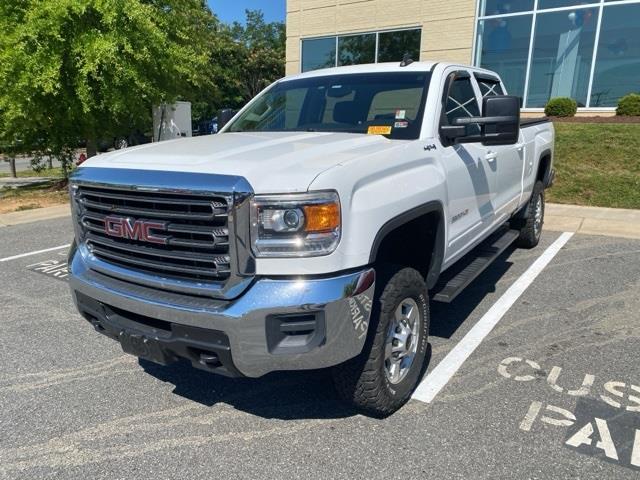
[431,228,520,303]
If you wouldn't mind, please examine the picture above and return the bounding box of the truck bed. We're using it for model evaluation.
[521,117,550,128]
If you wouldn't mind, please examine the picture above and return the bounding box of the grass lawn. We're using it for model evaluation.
[0,167,69,214]
[548,123,640,209]
[0,181,69,214]
[0,124,638,214]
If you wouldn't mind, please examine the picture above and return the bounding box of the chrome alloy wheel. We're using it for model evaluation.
[533,194,543,238]
[384,298,420,385]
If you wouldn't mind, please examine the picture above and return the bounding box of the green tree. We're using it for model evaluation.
[192,9,285,121]
[0,0,217,175]
[230,10,286,101]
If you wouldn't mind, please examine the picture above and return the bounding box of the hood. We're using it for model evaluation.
[81,131,405,193]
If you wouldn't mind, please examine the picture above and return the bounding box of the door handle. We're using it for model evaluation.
[485,151,497,162]
[515,143,525,152]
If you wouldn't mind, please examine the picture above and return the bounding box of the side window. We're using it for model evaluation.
[445,76,481,133]
[477,79,505,98]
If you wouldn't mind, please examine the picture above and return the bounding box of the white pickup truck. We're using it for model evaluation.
[68,61,555,416]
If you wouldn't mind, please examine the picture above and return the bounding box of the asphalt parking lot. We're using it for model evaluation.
[1,217,639,479]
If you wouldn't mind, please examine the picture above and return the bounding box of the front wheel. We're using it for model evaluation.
[332,267,430,417]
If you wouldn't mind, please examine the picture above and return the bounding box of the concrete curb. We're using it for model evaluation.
[0,204,71,227]
[545,203,640,240]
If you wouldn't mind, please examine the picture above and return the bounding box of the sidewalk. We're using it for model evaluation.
[545,203,640,240]
[0,204,70,227]
[0,202,639,240]
[0,177,57,188]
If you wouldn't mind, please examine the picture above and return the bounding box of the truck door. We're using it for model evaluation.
[474,74,525,222]
[437,69,497,260]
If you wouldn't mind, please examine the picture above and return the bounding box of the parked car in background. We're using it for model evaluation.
[192,110,239,137]
[97,130,151,152]
[192,117,218,137]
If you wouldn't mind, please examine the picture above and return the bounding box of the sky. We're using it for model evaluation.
[208,0,286,24]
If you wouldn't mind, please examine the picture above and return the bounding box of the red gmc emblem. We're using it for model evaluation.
[104,216,169,245]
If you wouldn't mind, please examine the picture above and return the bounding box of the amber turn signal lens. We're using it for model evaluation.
[303,203,340,233]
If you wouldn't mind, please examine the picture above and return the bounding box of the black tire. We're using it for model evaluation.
[332,266,430,417]
[114,137,128,150]
[515,180,545,249]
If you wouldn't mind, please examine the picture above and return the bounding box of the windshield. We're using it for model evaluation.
[227,72,431,140]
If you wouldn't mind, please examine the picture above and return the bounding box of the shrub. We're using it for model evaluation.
[544,97,578,117]
[616,93,640,116]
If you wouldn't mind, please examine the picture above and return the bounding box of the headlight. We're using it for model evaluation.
[250,191,341,257]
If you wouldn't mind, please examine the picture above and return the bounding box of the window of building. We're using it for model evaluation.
[480,0,534,16]
[526,7,598,107]
[537,0,590,9]
[476,15,532,100]
[300,28,421,73]
[590,3,640,107]
[338,33,376,66]
[378,29,421,63]
[301,38,336,73]
[475,0,640,109]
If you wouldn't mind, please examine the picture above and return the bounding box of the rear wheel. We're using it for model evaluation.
[515,180,545,249]
[332,267,430,417]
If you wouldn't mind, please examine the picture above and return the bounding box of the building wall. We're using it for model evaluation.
[286,0,477,75]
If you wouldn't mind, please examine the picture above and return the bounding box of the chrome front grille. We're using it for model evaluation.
[76,185,232,283]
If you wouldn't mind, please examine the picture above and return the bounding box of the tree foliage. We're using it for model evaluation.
[0,0,217,171]
[192,10,285,120]
[230,10,285,101]
[0,2,285,175]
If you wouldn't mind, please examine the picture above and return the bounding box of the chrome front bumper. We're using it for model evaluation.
[69,247,375,377]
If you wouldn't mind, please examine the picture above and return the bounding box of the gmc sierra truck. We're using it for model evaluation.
[68,61,555,416]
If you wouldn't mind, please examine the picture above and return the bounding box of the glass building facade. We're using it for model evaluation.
[301,28,422,73]
[475,0,640,108]
[296,1,638,109]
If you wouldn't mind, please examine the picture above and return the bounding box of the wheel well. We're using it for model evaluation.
[371,210,443,289]
[537,152,551,184]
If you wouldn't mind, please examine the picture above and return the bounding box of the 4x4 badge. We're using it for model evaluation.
[424,144,437,151]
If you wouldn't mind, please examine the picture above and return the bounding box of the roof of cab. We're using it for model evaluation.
[280,61,441,82]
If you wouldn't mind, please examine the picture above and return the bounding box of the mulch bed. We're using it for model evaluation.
[549,116,640,123]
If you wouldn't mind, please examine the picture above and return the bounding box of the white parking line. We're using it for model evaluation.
[413,232,575,404]
[0,244,71,263]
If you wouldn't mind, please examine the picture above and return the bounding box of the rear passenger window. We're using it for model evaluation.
[477,79,505,98]
[445,77,481,132]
